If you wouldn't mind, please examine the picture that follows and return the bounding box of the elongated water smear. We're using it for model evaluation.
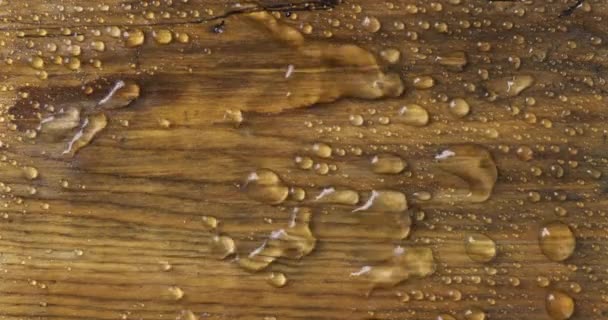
[239,207,316,272]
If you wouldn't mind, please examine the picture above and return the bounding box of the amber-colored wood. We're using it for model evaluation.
[0,1,607,319]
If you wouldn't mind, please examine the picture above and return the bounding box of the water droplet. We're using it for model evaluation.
[64,113,108,157]
[314,187,359,205]
[98,80,140,109]
[537,276,551,287]
[546,290,575,320]
[413,76,435,89]
[351,246,435,291]
[159,118,171,128]
[295,156,314,170]
[349,114,364,126]
[91,40,105,52]
[245,11,403,113]
[464,233,497,263]
[38,107,81,135]
[354,190,408,213]
[125,29,145,47]
[413,191,432,201]
[487,75,535,98]
[243,169,289,205]
[397,104,429,127]
[22,166,39,180]
[177,310,198,320]
[210,235,236,259]
[153,29,173,44]
[362,16,381,33]
[371,154,406,174]
[239,208,315,271]
[168,286,184,300]
[539,222,576,262]
[312,142,332,158]
[464,308,486,320]
[436,51,468,71]
[448,98,470,117]
[65,57,81,70]
[380,48,401,64]
[436,145,497,202]
[266,272,287,288]
[30,56,44,70]
[516,146,534,161]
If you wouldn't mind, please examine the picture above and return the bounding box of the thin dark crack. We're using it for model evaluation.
[1,0,339,33]
[560,0,585,17]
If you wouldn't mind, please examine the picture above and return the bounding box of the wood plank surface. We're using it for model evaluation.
[0,0,607,319]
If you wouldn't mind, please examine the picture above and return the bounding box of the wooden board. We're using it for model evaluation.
[0,0,607,319]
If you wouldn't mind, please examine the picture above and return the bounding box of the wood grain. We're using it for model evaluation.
[1,0,607,319]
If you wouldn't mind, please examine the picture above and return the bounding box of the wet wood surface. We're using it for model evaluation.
[0,0,607,319]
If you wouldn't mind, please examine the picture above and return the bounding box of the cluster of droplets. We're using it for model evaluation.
[3,0,608,319]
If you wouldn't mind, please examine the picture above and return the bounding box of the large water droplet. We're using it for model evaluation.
[539,222,575,262]
[63,113,108,156]
[22,166,39,180]
[38,107,80,136]
[397,104,429,127]
[464,233,496,263]
[266,272,288,288]
[97,80,140,109]
[243,169,289,205]
[210,235,236,260]
[464,308,486,320]
[239,208,315,271]
[354,190,407,213]
[546,290,575,320]
[436,51,468,71]
[487,75,535,98]
[436,145,497,202]
[125,29,145,47]
[314,187,359,205]
[448,98,470,117]
[371,154,407,174]
[243,11,404,113]
[351,246,435,291]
